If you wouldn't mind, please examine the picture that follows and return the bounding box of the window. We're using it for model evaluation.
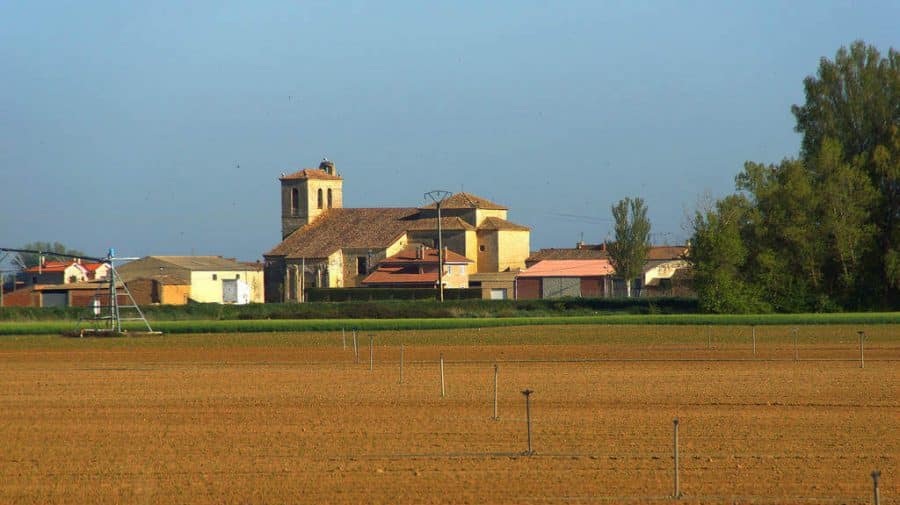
[236,274,240,280]
[479,245,486,252]
[317,189,323,209]
[447,265,453,275]
[357,256,368,275]
[327,188,333,208]
[212,274,218,280]
[290,188,299,215]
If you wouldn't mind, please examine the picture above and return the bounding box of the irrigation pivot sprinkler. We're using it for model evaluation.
[0,246,158,336]
[522,389,534,455]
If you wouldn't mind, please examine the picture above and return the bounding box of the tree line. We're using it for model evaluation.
[688,41,899,312]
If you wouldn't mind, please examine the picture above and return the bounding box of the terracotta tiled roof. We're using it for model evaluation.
[146,256,259,271]
[81,263,107,272]
[646,246,688,261]
[419,192,507,210]
[279,169,342,181]
[266,208,420,259]
[33,281,124,291]
[24,261,88,274]
[404,216,476,231]
[526,245,687,264]
[382,246,471,265]
[527,248,609,264]
[478,216,530,231]
[361,266,439,286]
[518,259,615,278]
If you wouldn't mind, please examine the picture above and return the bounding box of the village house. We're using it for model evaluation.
[22,260,110,287]
[115,256,264,305]
[263,160,531,302]
[361,245,472,288]
[521,242,692,298]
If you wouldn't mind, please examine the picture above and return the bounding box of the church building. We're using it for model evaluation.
[263,160,530,302]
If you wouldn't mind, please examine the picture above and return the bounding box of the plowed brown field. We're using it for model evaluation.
[0,325,896,504]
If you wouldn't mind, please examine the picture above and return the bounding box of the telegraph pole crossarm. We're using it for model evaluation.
[423,190,452,303]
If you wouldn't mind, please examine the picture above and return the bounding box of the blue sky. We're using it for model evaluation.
[2,1,898,261]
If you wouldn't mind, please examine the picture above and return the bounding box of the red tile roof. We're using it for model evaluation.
[361,266,439,286]
[81,263,107,272]
[478,216,530,231]
[266,208,420,259]
[382,246,471,265]
[280,168,343,181]
[24,261,87,273]
[419,192,507,210]
[518,259,615,278]
[404,216,476,231]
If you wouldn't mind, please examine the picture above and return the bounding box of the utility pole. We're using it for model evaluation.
[424,190,452,302]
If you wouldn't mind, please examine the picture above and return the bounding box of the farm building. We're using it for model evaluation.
[361,246,471,288]
[21,260,109,287]
[2,281,125,308]
[264,159,531,302]
[468,271,518,300]
[115,256,264,304]
[524,243,692,297]
[515,259,616,299]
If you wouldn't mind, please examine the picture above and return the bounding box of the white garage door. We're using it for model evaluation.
[490,288,507,300]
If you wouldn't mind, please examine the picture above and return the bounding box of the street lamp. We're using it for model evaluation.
[424,190,452,302]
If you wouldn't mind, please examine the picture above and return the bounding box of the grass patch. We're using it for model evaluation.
[0,312,897,335]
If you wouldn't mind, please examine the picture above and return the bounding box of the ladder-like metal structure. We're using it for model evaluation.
[78,248,160,336]
[0,246,160,336]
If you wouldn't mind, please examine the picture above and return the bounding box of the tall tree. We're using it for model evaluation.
[792,41,900,305]
[17,242,87,268]
[608,197,651,297]
[687,195,768,313]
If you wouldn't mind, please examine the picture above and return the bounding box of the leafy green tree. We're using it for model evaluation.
[687,195,768,313]
[792,40,899,306]
[17,242,87,268]
[608,197,651,297]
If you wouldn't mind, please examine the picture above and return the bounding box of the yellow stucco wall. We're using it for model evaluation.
[476,231,500,273]
[474,208,508,226]
[161,285,191,305]
[442,263,470,289]
[496,230,530,272]
[188,270,264,303]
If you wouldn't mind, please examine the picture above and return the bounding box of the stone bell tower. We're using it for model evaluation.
[280,159,343,239]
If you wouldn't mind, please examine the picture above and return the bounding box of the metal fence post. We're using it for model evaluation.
[342,328,346,350]
[492,364,499,420]
[522,389,533,455]
[872,470,881,505]
[369,334,374,371]
[399,343,404,384]
[707,325,711,350]
[858,331,866,369]
[793,327,799,361]
[353,329,359,364]
[752,325,757,357]
[673,418,681,499]
[440,353,445,398]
